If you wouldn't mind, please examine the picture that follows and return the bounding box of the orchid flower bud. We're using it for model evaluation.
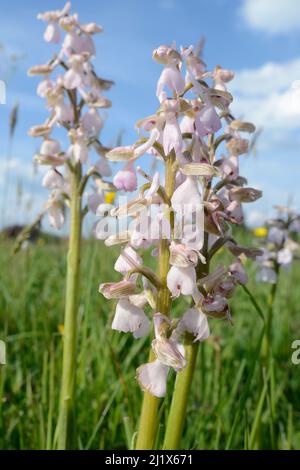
[226,137,249,156]
[153,313,171,339]
[152,338,186,371]
[99,280,136,299]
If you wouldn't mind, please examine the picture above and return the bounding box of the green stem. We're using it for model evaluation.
[57,163,82,449]
[241,284,265,323]
[135,349,160,450]
[162,201,210,450]
[135,155,175,450]
[262,269,279,361]
[163,341,199,449]
[249,369,269,450]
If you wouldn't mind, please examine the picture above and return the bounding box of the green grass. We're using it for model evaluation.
[0,232,299,450]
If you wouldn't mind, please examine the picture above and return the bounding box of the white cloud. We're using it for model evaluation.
[230,58,300,96]
[241,0,300,34]
[229,58,300,135]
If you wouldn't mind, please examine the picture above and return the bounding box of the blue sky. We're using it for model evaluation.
[1,0,300,230]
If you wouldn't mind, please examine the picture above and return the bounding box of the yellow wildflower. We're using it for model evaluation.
[105,192,116,204]
[253,227,267,238]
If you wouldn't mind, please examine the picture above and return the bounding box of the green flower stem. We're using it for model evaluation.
[57,163,82,450]
[135,349,160,450]
[241,284,265,324]
[135,154,175,450]
[162,205,210,450]
[163,340,199,449]
[262,272,279,361]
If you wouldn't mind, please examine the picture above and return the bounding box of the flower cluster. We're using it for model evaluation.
[256,206,300,283]
[99,41,262,397]
[28,2,113,229]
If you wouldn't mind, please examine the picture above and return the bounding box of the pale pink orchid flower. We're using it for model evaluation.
[267,226,286,246]
[176,308,210,342]
[47,197,65,230]
[195,103,221,137]
[226,137,249,156]
[156,64,185,102]
[44,22,61,43]
[256,266,277,284]
[37,77,54,98]
[152,337,186,371]
[167,265,196,298]
[171,176,202,213]
[180,222,204,252]
[37,2,71,22]
[130,211,171,248]
[212,67,234,92]
[277,248,293,267]
[62,31,84,57]
[81,108,103,137]
[87,191,104,214]
[92,158,112,178]
[202,294,229,316]
[143,171,160,201]
[76,34,96,56]
[152,44,181,65]
[174,170,186,189]
[99,280,136,299]
[112,298,149,338]
[229,260,248,285]
[53,101,74,125]
[225,200,244,225]
[113,163,137,192]
[152,312,171,339]
[169,242,199,267]
[114,246,142,275]
[69,128,89,163]
[37,2,71,43]
[185,54,206,81]
[180,114,195,134]
[153,44,185,101]
[134,128,161,158]
[63,55,86,90]
[136,359,169,398]
[42,168,64,189]
[40,138,62,160]
[163,110,183,156]
[221,155,239,180]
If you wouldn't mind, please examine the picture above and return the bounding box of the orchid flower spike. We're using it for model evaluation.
[29,2,114,230]
[99,39,261,399]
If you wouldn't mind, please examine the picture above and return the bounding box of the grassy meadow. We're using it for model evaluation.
[0,229,299,450]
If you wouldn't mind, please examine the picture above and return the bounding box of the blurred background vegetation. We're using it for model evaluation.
[0,227,299,449]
